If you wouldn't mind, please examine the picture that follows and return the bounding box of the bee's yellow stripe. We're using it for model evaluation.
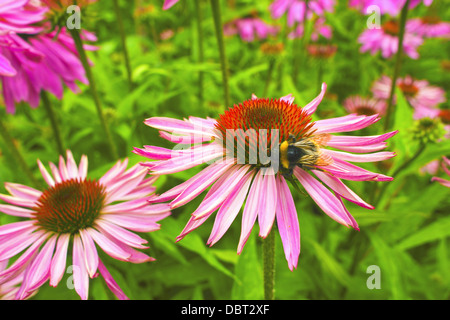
[280,141,290,170]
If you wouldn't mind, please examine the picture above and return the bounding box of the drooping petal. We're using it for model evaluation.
[207,170,255,246]
[258,168,278,238]
[294,168,354,227]
[275,175,300,271]
[79,229,99,278]
[97,259,128,300]
[237,170,264,254]
[72,235,89,300]
[49,234,70,287]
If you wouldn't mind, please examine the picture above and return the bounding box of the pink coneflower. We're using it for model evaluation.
[349,0,433,16]
[431,157,450,188]
[406,16,450,38]
[371,75,446,118]
[0,150,171,300]
[223,17,279,42]
[0,0,47,34]
[343,95,387,116]
[270,0,335,27]
[289,17,332,41]
[0,27,96,114]
[162,0,180,10]
[134,83,397,270]
[358,19,424,59]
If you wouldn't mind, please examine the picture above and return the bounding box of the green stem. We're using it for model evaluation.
[113,0,134,91]
[0,118,40,189]
[194,0,205,109]
[210,0,231,109]
[383,0,410,131]
[292,0,309,85]
[263,59,276,97]
[263,229,275,300]
[41,91,65,156]
[69,28,118,160]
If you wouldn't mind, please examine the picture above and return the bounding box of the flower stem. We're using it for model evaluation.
[194,0,205,109]
[292,0,309,85]
[41,91,65,156]
[210,0,231,109]
[113,0,134,91]
[0,118,40,189]
[263,229,275,300]
[69,28,118,160]
[383,0,410,131]
[263,59,276,97]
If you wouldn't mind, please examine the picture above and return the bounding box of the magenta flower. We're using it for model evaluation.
[431,157,450,188]
[349,0,433,16]
[163,0,180,10]
[358,19,424,59]
[0,150,171,300]
[223,17,279,42]
[371,75,446,119]
[343,95,387,116]
[0,27,96,114]
[289,17,332,41]
[0,0,47,34]
[270,0,335,27]
[134,83,397,270]
[406,17,450,39]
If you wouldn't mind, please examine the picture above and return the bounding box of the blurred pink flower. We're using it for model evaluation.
[134,83,397,270]
[358,20,423,59]
[0,27,97,114]
[223,17,279,42]
[343,95,387,116]
[406,17,450,38]
[0,150,171,300]
[0,0,47,34]
[431,157,450,188]
[289,17,332,40]
[371,75,446,118]
[162,0,179,10]
[349,0,433,16]
[270,0,335,27]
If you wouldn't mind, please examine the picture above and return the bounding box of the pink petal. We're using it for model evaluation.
[294,168,354,227]
[23,234,57,292]
[323,149,396,162]
[207,170,255,246]
[171,162,234,209]
[50,234,70,287]
[258,168,278,238]
[303,83,327,115]
[312,170,374,209]
[87,228,131,261]
[193,165,251,220]
[237,170,264,254]
[314,114,380,134]
[72,235,89,300]
[275,175,300,271]
[0,204,35,217]
[79,229,99,278]
[97,259,128,300]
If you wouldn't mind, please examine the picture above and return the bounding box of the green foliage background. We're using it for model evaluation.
[0,0,449,300]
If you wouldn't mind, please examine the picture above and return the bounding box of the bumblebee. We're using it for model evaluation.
[280,134,332,176]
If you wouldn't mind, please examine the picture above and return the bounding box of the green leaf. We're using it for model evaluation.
[396,215,450,251]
